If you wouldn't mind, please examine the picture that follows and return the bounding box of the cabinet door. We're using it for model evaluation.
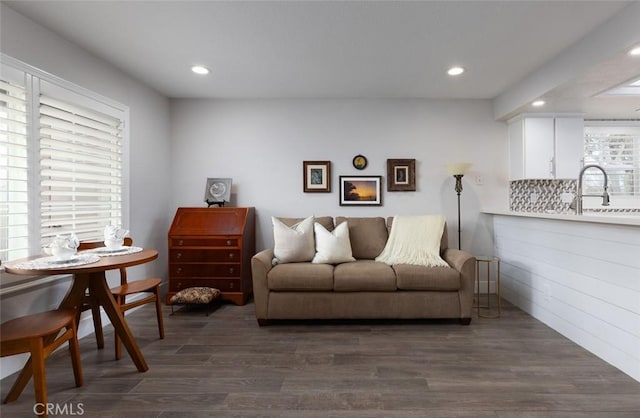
[524,118,555,179]
[508,120,525,180]
[555,117,584,178]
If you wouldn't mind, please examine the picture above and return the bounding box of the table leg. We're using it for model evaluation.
[87,272,148,372]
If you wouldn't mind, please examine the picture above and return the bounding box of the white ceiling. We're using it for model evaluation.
[4,0,640,118]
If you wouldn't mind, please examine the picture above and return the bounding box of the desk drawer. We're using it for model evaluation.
[170,249,240,262]
[169,278,242,292]
[171,238,239,247]
[170,263,240,277]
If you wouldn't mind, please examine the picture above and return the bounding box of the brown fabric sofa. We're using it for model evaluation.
[251,216,476,325]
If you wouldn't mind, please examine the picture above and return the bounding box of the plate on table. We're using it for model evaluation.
[95,246,129,254]
[12,254,101,270]
[46,256,81,264]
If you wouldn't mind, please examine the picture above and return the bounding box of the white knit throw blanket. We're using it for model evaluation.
[375,215,449,267]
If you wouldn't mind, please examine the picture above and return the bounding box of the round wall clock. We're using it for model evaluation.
[352,154,368,170]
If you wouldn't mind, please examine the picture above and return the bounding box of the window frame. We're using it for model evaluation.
[584,120,640,206]
[1,54,129,278]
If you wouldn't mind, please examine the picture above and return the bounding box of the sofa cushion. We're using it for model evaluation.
[393,264,460,291]
[272,216,315,264]
[268,263,334,291]
[335,217,387,259]
[278,216,334,232]
[334,260,396,291]
[312,222,355,264]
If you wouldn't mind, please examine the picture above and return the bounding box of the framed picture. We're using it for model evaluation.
[204,178,232,205]
[352,154,368,170]
[387,159,416,191]
[339,176,382,206]
[303,161,331,192]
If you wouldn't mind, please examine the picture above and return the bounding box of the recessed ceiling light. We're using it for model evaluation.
[191,65,210,75]
[447,66,464,76]
[629,46,640,56]
[532,100,546,107]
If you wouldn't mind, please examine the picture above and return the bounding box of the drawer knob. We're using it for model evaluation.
[229,267,235,274]
[229,282,234,289]
[178,240,184,246]
[228,253,234,259]
[177,253,182,259]
[226,240,232,246]
[177,267,182,274]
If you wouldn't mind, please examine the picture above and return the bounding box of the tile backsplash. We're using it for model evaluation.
[510,179,640,214]
[510,179,576,213]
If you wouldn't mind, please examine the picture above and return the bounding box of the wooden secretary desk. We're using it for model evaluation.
[167,207,255,305]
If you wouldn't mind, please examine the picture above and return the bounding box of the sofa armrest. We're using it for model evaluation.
[443,248,476,319]
[251,248,274,320]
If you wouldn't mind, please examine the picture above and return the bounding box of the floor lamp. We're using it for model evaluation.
[446,163,472,250]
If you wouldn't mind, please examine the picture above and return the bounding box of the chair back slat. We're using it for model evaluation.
[78,237,134,285]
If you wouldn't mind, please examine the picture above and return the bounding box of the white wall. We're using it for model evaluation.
[0,4,173,378]
[170,99,508,256]
[493,214,640,382]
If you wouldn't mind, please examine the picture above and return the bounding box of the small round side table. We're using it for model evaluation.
[475,256,501,318]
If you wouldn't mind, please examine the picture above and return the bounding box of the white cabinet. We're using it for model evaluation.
[554,117,584,178]
[508,115,584,180]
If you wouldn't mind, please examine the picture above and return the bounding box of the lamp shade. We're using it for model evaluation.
[446,162,472,176]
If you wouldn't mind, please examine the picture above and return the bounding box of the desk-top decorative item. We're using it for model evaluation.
[204,178,232,207]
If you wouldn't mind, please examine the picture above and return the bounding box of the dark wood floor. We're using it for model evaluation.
[2,298,639,417]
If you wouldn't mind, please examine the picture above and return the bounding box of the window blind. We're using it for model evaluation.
[584,131,639,196]
[39,94,124,244]
[0,77,29,261]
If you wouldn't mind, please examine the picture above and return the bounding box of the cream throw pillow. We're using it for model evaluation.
[312,221,355,264]
[272,216,315,264]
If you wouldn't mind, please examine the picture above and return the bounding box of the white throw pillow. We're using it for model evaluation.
[312,221,355,264]
[272,216,316,264]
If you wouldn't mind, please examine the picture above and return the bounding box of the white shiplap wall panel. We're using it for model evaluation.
[496,220,640,272]
[500,259,640,353]
[493,215,640,382]
[496,219,640,292]
[496,236,640,312]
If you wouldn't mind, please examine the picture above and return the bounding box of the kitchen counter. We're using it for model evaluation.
[483,209,640,227]
[486,210,640,382]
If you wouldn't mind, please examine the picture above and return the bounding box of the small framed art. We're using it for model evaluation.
[352,154,368,170]
[339,175,382,206]
[387,159,416,191]
[204,178,232,206]
[303,161,331,192]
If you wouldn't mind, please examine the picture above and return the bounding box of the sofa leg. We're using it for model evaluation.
[257,319,270,327]
[459,317,471,325]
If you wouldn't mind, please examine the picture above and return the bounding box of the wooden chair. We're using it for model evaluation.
[1,308,83,417]
[77,237,165,360]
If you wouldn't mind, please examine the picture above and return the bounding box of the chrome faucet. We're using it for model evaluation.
[575,164,610,215]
